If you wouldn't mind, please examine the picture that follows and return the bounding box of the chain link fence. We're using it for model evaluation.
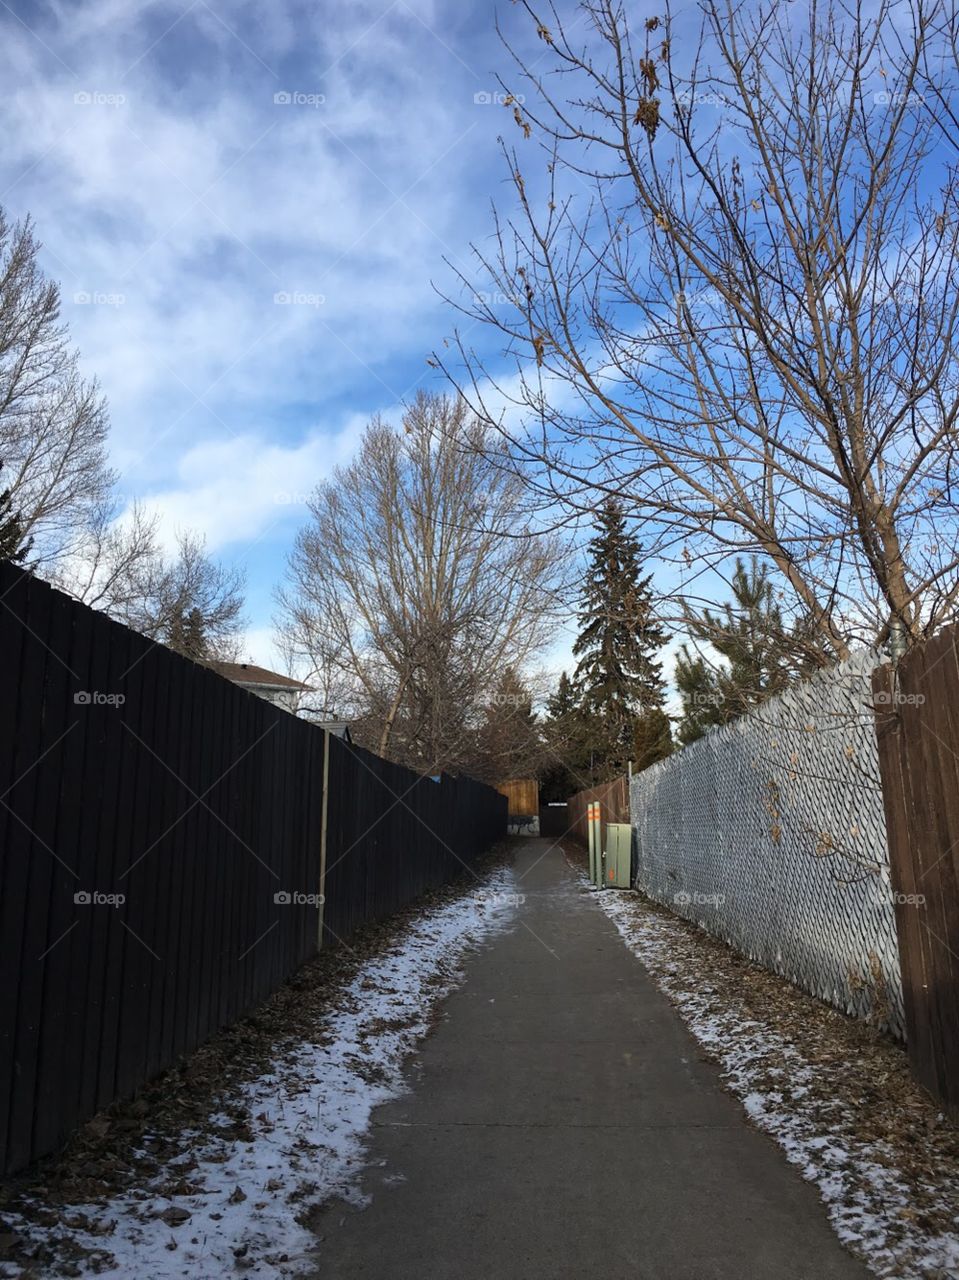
[630,649,905,1037]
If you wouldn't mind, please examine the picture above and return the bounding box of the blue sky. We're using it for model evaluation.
[1,0,570,666]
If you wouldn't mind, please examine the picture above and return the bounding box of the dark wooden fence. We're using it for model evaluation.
[323,737,506,945]
[873,630,959,1119]
[0,563,506,1175]
[566,776,630,847]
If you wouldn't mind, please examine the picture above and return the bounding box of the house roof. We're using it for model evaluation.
[206,661,312,692]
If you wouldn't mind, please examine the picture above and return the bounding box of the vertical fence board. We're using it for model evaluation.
[875,631,959,1116]
[566,776,630,848]
[0,562,506,1175]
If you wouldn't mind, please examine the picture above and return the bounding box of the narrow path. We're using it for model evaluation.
[310,839,870,1279]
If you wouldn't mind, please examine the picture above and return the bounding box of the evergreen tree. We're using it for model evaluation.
[546,670,577,721]
[674,650,724,744]
[166,605,211,661]
[472,666,542,784]
[572,497,668,773]
[540,670,591,800]
[0,462,31,565]
[676,559,821,743]
[633,707,673,772]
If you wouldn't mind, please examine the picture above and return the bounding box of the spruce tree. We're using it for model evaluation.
[572,497,668,774]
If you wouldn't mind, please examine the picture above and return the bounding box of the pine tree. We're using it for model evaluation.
[0,462,31,565]
[572,497,668,773]
[674,649,724,744]
[676,559,820,743]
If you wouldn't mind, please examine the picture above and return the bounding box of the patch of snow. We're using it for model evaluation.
[592,884,959,1280]
[2,866,519,1278]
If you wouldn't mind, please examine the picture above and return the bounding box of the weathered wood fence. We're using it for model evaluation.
[873,631,959,1118]
[566,776,629,847]
[0,563,506,1175]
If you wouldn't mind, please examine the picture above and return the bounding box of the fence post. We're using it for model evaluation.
[872,647,959,1118]
[317,728,331,950]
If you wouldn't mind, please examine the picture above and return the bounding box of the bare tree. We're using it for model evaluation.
[54,503,245,658]
[0,209,113,567]
[278,391,570,773]
[439,0,959,657]
[61,498,161,610]
[113,530,246,660]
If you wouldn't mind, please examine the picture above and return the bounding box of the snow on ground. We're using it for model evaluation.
[591,883,959,1280]
[1,866,519,1279]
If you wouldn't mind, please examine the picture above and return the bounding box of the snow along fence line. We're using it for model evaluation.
[629,649,906,1037]
[0,561,507,1179]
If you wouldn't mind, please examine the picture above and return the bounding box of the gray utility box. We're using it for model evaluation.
[604,824,632,888]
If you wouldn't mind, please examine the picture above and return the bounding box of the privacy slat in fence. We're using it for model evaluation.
[322,736,506,946]
[0,563,506,1175]
[873,633,959,1117]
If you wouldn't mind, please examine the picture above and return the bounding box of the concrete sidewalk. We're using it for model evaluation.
[310,839,870,1279]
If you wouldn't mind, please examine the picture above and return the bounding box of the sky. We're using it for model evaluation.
[0,0,582,671]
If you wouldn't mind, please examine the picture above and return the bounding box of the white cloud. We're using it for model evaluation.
[131,410,368,554]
